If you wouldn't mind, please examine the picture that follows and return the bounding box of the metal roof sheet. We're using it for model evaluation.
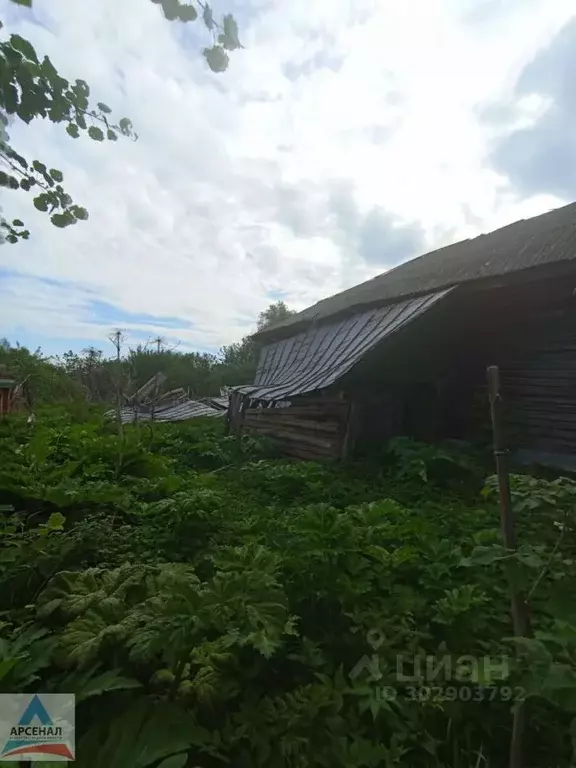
[208,396,230,410]
[113,399,225,424]
[238,289,450,401]
[256,202,576,341]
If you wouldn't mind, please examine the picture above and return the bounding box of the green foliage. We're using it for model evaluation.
[1,0,241,240]
[256,300,297,331]
[1,408,576,766]
[385,437,487,494]
[0,31,136,240]
[0,341,85,405]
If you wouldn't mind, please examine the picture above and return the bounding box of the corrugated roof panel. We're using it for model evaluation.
[239,289,450,400]
[113,399,225,424]
[208,396,230,410]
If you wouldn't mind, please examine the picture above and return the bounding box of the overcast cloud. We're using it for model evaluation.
[489,19,576,200]
[0,0,574,354]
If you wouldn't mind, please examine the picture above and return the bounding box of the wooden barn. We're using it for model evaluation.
[232,202,576,468]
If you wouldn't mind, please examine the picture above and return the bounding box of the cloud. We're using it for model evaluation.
[488,18,576,200]
[0,0,575,354]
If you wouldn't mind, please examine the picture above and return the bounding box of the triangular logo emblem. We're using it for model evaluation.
[0,694,74,760]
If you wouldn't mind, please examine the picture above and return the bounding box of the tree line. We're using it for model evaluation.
[0,301,295,406]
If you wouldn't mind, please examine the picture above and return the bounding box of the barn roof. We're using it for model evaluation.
[238,290,450,400]
[256,201,576,341]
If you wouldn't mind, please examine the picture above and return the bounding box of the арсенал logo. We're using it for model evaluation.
[0,694,75,762]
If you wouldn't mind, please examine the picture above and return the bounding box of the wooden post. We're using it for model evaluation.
[239,395,247,437]
[487,365,530,768]
[227,391,246,437]
[341,401,357,459]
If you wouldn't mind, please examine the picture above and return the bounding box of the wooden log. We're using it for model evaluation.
[245,423,336,450]
[245,404,348,419]
[244,415,341,434]
[283,444,336,460]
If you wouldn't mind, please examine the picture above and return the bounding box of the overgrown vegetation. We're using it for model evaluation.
[1,408,575,767]
[0,300,296,405]
[1,0,241,242]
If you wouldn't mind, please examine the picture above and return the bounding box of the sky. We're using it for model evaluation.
[0,0,575,356]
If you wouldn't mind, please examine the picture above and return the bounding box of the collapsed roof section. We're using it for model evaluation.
[109,374,226,423]
[116,398,224,424]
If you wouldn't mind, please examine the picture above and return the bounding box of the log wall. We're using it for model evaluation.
[499,310,576,456]
[242,399,350,460]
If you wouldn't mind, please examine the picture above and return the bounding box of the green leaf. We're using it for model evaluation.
[118,117,133,136]
[9,0,32,5]
[10,34,39,62]
[203,46,229,73]
[49,168,63,183]
[202,4,214,29]
[70,206,89,221]
[76,114,87,130]
[0,657,21,681]
[107,129,117,141]
[87,126,104,141]
[46,512,66,531]
[77,699,209,768]
[51,212,76,228]
[7,148,28,168]
[66,123,80,138]
[178,4,197,22]
[73,79,90,105]
[97,102,112,114]
[32,160,47,174]
[0,172,20,190]
[0,80,19,114]
[161,0,180,21]
[12,219,24,227]
[33,195,49,212]
[76,669,142,703]
[221,14,241,50]
[6,234,18,244]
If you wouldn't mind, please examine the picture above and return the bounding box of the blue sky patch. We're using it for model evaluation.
[88,300,193,330]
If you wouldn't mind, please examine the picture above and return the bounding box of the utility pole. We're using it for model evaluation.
[109,330,125,440]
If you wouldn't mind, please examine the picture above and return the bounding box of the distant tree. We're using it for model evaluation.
[257,300,297,331]
[61,346,113,402]
[0,0,241,242]
[0,342,83,403]
[219,301,298,384]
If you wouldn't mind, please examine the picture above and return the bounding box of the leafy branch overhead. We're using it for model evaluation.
[151,1,242,71]
[0,0,241,242]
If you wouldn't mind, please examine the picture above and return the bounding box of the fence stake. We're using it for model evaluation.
[487,365,530,768]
